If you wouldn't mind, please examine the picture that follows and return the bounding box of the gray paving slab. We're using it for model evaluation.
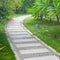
[19,48,50,54]
[6,15,60,60]
[8,31,29,34]
[10,34,32,37]
[11,38,36,41]
[12,40,40,44]
[24,56,59,60]
[22,52,54,58]
[10,37,35,40]
[9,34,29,36]
[17,46,45,50]
[15,43,42,48]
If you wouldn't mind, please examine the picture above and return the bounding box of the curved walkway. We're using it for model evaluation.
[6,15,60,60]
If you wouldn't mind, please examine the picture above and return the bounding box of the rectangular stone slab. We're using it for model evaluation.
[19,48,50,54]
[15,43,42,48]
[24,56,59,60]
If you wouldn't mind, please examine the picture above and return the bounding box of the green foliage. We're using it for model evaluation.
[29,0,60,22]
[23,17,60,52]
[0,0,21,21]
[0,23,16,60]
[20,0,35,13]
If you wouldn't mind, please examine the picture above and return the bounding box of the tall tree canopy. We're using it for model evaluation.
[20,0,35,13]
[0,0,21,20]
[29,0,60,22]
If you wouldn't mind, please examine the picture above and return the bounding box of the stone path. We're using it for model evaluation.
[6,15,60,60]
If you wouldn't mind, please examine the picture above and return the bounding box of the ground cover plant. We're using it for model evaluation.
[23,17,60,53]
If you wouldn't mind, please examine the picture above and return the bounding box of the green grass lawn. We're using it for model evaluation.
[0,20,16,60]
[23,17,60,53]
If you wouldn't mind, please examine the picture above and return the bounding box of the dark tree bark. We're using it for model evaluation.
[40,14,43,21]
[37,14,43,21]
[56,15,59,23]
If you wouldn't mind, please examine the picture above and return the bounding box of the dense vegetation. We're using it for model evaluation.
[0,0,21,21]
[20,0,35,13]
[28,0,60,23]
[0,20,16,60]
[0,0,35,20]
[0,0,60,22]
[23,17,60,53]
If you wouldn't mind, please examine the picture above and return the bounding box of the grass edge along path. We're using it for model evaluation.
[23,16,60,53]
[0,19,16,60]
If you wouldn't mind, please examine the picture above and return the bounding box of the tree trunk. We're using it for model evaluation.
[40,14,43,21]
[56,15,59,23]
[38,14,43,21]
